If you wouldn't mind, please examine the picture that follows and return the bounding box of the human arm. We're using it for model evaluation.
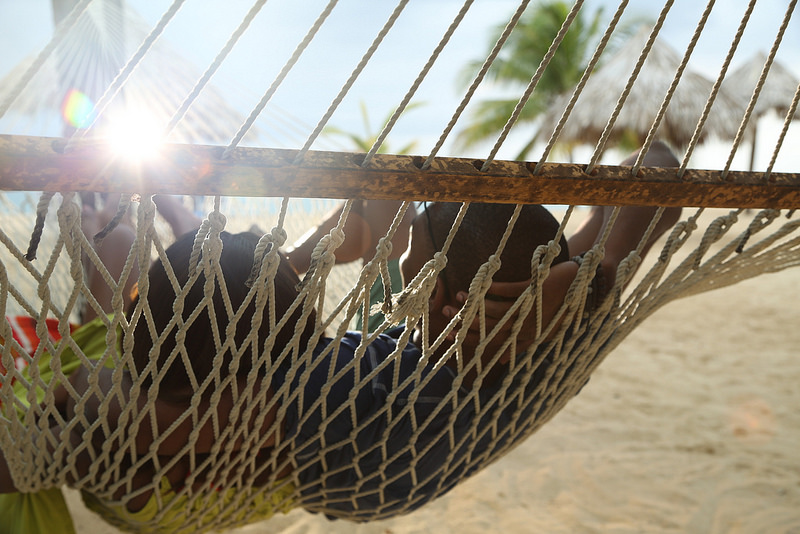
[285,200,413,273]
[285,201,370,274]
[570,205,682,288]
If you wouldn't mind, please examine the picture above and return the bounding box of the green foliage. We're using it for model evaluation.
[456,0,647,159]
[323,101,423,155]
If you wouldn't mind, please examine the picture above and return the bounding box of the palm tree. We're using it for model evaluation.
[455,0,644,159]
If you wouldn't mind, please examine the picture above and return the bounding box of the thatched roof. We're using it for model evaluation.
[537,26,747,150]
[0,0,259,145]
[722,51,799,120]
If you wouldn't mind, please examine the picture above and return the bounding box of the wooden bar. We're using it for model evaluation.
[1,134,798,209]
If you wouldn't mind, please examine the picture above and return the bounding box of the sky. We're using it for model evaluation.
[0,0,798,171]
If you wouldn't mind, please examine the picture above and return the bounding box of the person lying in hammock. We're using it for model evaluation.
[285,199,415,332]
[0,142,681,531]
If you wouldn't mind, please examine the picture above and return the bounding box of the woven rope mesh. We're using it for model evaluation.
[0,0,799,532]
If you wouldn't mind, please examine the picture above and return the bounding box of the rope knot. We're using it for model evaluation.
[140,199,157,220]
[207,210,227,232]
[581,247,603,266]
[486,253,502,272]
[465,253,502,299]
[616,253,640,287]
[736,209,780,253]
[328,227,346,249]
[269,226,288,248]
[58,197,81,226]
[384,254,446,325]
[693,212,738,269]
[374,236,393,259]
[432,250,448,271]
[659,220,694,262]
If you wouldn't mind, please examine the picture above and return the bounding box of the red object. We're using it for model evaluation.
[1,316,76,374]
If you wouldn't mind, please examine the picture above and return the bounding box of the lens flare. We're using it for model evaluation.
[106,111,163,161]
[61,89,97,129]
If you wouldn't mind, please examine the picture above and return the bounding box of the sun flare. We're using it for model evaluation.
[106,110,164,161]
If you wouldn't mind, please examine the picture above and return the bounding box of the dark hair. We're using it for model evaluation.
[128,231,315,402]
[424,203,569,298]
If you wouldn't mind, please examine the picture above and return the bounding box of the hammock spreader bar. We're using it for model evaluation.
[1,134,799,209]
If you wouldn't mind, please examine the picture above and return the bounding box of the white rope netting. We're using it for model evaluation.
[0,0,798,533]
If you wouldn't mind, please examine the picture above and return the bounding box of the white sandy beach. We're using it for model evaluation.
[60,242,800,533]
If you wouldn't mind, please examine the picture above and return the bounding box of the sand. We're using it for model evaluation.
[62,262,800,533]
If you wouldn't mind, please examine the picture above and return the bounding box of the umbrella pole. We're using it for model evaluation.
[748,121,758,172]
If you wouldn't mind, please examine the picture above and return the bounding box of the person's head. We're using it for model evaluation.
[400,202,569,320]
[128,231,315,403]
[621,140,680,167]
[399,202,567,383]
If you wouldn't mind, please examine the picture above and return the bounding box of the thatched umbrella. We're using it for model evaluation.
[0,0,260,145]
[721,51,799,170]
[536,25,745,153]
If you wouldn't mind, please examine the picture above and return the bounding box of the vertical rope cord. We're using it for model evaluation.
[721,0,798,178]
[0,0,93,120]
[440,205,523,355]
[247,197,290,287]
[585,0,675,173]
[1,238,71,321]
[228,200,294,480]
[631,0,717,174]
[534,1,629,172]
[613,207,666,289]
[293,0,412,164]
[188,198,223,276]
[422,0,533,170]
[536,205,576,338]
[222,0,340,158]
[361,0,477,166]
[163,0,271,140]
[677,0,757,178]
[296,200,354,293]
[357,201,414,318]
[765,81,800,180]
[619,210,698,317]
[91,203,157,494]
[92,194,134,246]
[24,192,56,261]
[63,0,189,152]
[38,199,84,472]
[388,202,470,329]
[481,0,584,171]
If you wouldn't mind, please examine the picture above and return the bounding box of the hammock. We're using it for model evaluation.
[1,1,799,532]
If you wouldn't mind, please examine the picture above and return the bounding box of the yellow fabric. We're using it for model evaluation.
[0,487,77,534]
[81,476,296,534]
